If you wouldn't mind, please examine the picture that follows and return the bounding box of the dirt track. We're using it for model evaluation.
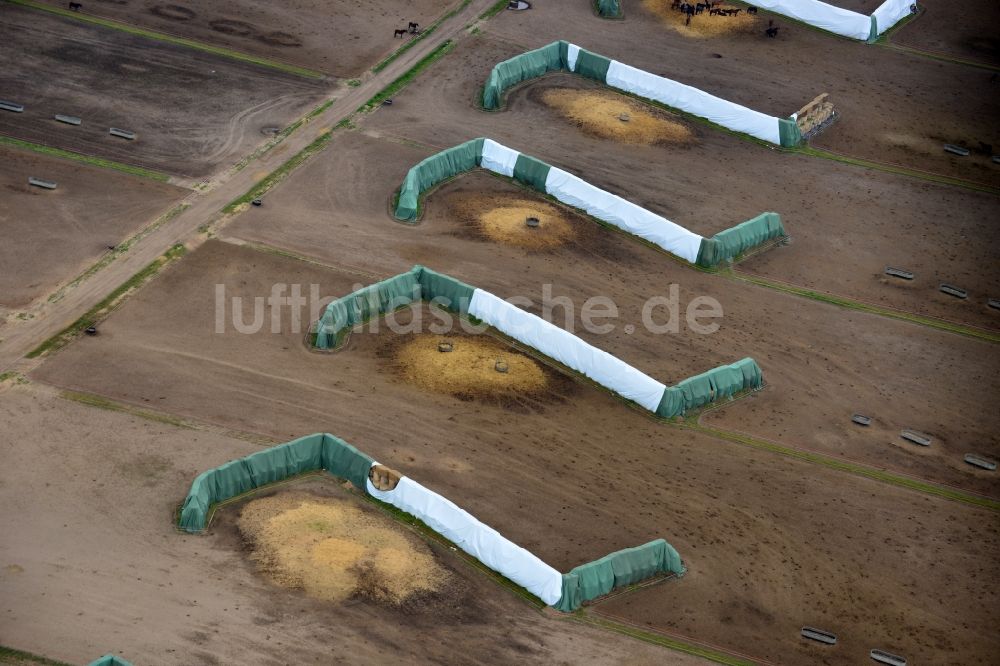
[0,4,325,178]
[36,0,457,78]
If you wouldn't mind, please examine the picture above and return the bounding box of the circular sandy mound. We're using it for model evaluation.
[540,88,695,145]
[238,493,448,605]
[642,0,759,38]
[453,195,576,249]
[395,334,548,400]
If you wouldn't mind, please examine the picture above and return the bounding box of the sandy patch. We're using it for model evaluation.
[642,0,759,37]
[449,192,578,249]
[541,87,695,145]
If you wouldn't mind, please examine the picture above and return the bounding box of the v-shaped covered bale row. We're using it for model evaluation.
[393,138,786,266]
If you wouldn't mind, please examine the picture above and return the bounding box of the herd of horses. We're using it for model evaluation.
[393,22,421,38]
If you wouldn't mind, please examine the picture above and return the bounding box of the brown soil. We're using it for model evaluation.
[452,193,577,249]
[36,0,456,78]
[391,332,549,401]
[0,5,325,178]
[540,88,695,145]
[0,145,185,309]
[238,492,448,604]
[641,0,760,38]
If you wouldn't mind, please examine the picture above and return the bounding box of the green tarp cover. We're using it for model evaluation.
[555,539,683,611]
[512,153,552,191]
[179,434,374,532]
[695,212,786,267]
[395,138,485,220]
[778,117,802,147]
[482,41,567,109]
[315,268,422,348]
[596,0,621,17]
[867,15,879,43]
[656,357,763,418]
[418,265,476,314]
[87,657,134,666]
[575,48,612,82]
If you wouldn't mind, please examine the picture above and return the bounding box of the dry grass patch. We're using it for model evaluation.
[238,492,448,605]
[394,334,548,400]
[642,0,760,37]
[540,88,695,145]
[451,193,576,249]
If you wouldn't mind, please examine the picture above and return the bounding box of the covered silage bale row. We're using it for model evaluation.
[394,138,784,267]
[748,0,913,41]
[180,434,680,611]
[555,539,684,612]
[596,0,621,18]
[178,433,375,532]
[87,657,134,666]
[481,41,800,147]
[656,357,763,418]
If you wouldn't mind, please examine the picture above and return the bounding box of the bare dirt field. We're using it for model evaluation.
[0,4,326,178]
[0,145,185,310]
[0,384,694,665]
[25,241,1000,664]
[348,35,1000,331]
[484,0,1000,187]
[36,0,457,78]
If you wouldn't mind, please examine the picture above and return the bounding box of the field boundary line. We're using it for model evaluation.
[0,134,172,182]
[5,0,324,79]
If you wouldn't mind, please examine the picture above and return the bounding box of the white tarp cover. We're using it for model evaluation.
[872,0,912,34]
[544,167,703,263]
[480,138,520,177]
[366,475,564,605]
[751,0,872,40]
[566,43,580,73]
[605,61,782,145]
[468,288,668,411]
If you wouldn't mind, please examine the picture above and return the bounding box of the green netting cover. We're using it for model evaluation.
[315,267,422,348]
[482,41,567,109]
[418,265,476,314]
[575,48,612,82]
[556,539,683,612]
[179,434,374,532]
[778,117,802,147]
[596,0,621,17]
[867,15,879,43]
[87,657,134,666]
[656,357,763,418]
[695,212,786,267]
[395,138,485,220]
[512,153,552,191]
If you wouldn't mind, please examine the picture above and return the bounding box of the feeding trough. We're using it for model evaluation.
[943,144,969,156]
[884,267,913,280]
[84,326,98,336]
[964,454,997,471]
[0,100,24,113]
[618,112,630,122]
[54,114,82,126]
[525,216,540,228]
[507,0,531,9]
[109,127,136,140]
[28,177,57,190]
[870,649,906,666]
[940,283,967,299]
[987,298,1000,310]
[851,414,871,426]
[992,155,1000,164]
[494,359,509,373]
[800,627,837,645]
[251,198,263,207]
[900,430,931,447]
[437,341,454,353]
[382,99,393,106]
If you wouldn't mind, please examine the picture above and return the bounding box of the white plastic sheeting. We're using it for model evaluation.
[566,43,580,73]
[872,0,913,35]
[752,0,872,39]
[605,61,782,144]
[366,475,564,605]
[544,167,704,263]
[480,138,520,177]
[468,288,668,412]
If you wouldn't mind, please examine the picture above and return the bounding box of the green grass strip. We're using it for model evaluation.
[6,0,323,79]
[61,389,193,429]
[730,270,1000,343]
[689,422,1000,511]
[0,646,73,666]
[478,0,511,20]
[572,614,757,666]
[361,40,456,112]
[26,244,187,359]
[0,135,170,182]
